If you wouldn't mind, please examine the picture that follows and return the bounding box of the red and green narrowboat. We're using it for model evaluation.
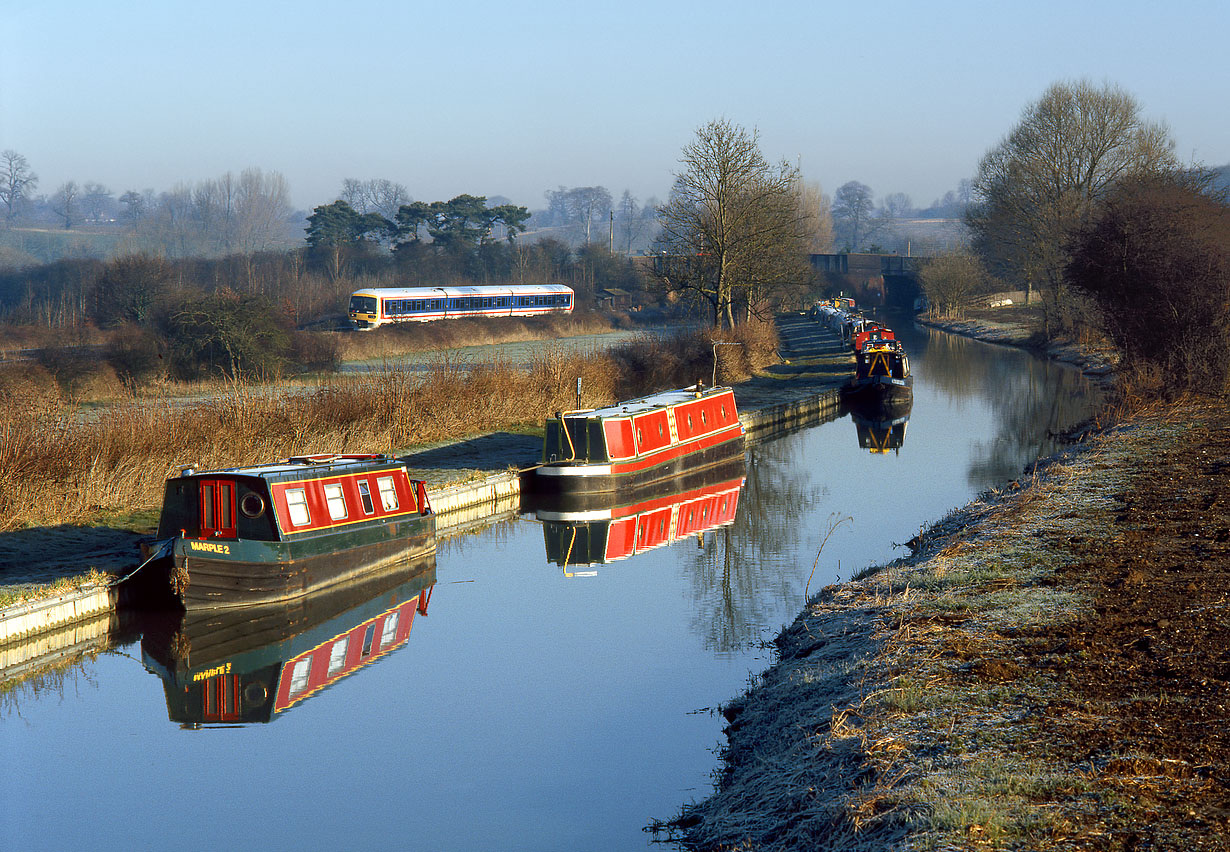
[150,454,435,609]
[141,553,435,725]
[534,384,745,496]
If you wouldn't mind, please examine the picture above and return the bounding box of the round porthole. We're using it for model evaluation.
[721,404,727,420]
[687,414,693,429]
[637,428,643,443]
[244,682,269,706]
[701,411,708,425]
[240,493,266,519]
[658,422,664,437]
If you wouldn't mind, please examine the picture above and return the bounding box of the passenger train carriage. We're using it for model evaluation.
[348,283,574,329]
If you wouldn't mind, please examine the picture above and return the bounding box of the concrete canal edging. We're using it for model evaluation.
[0,583,116,648]
[740,388,843,441]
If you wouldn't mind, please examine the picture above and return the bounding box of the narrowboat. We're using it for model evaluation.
[534,384,745,496]
[141,554,435,725]
[842,336,913,407]
[148,454,435,609]
[535,461,745,570]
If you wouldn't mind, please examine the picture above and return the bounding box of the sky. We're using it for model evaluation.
[1,0,1226,214]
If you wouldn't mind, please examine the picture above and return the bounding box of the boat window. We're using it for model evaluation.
[324,483,348,521]
[381,611,400,647]
[658,422,664,437]
[328,637,349,676]
[357,481,375,514]
[701,410,708,425]
[286,488,310,526]
[720,404,727,420]
[687,414,693,429]
[289,657,312,695]
[202,484,214,529]
[377,476,399,511]
[361,623,376,658]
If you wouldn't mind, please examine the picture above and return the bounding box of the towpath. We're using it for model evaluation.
[0,312,851,602]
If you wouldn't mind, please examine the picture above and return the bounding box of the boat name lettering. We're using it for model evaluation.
[189,541,232,554]
[192,663,232,682]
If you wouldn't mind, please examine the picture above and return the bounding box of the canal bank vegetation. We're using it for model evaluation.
[670,399,1230,851]
[0,319,777,534]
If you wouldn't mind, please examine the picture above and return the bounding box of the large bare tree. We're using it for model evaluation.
[0,149,38,227]
[653,119,809,328]
[967,79,1177,331]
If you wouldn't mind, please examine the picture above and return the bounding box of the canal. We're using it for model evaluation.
[0,316,1101,851]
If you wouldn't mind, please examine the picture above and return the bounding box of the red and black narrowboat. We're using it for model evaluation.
[141,554,435,725]
[534,384,745,496]
[150,454,435,609]
[536,462,745,569]
[842,336,913,408]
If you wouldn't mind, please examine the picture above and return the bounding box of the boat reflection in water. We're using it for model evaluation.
[531,459,746,573]
[850,409,910,454]
[140,553,435,726]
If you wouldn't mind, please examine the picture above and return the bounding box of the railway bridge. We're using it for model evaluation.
[809,253,926,309]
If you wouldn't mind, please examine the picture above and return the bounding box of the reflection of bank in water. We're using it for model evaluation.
[140,554,435,726]
[531,459,746,574]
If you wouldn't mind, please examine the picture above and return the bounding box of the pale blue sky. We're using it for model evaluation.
[2,0,1226,212]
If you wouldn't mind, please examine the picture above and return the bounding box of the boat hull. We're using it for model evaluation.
[533,429,745,496]
[169,517,435,610]
[841,375,914,410]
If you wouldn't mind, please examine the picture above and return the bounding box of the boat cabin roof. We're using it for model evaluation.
[563,386,733,420]
[173,454,406,484]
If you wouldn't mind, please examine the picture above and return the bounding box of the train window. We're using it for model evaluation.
[377,476,399,511]
[324,483,347,521]
[286,488,310,526]
[289,657,312,695]
[328,637,349,676]
[381,611,400,647]
[357,481,375,514]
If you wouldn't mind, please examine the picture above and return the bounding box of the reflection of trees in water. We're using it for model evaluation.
[918,328,1103,491]
[681,439,828,654]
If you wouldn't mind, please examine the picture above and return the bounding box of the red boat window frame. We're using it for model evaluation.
[199,479,237,538]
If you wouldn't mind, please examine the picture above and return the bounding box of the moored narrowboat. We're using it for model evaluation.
[149,454,435,609]
[842,337,913,407]
[534,384,745,496]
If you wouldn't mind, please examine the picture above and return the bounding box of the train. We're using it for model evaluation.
[348,283,574,330]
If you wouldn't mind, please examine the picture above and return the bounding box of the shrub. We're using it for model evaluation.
[1067,172,1230,395]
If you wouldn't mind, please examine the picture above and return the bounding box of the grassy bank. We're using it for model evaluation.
[0,320,777,534]
[669,396,1230,850]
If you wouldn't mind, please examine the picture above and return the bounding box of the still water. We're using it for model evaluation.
[0,318,1101,851]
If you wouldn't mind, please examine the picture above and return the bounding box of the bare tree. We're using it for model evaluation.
[653,119,809,328]
[831,180,879,250]
[340,177,411,220]
[967,79,1177,331]
[0,150,38,227]
[797,180,833,253]
[50,181,80,229]
[566,186,612,244]
[918,251,988,318]
[233,168,293,253]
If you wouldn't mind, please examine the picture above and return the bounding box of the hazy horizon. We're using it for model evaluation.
[2,0,1226,214]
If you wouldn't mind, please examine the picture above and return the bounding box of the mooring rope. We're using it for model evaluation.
[110,538,174,586]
